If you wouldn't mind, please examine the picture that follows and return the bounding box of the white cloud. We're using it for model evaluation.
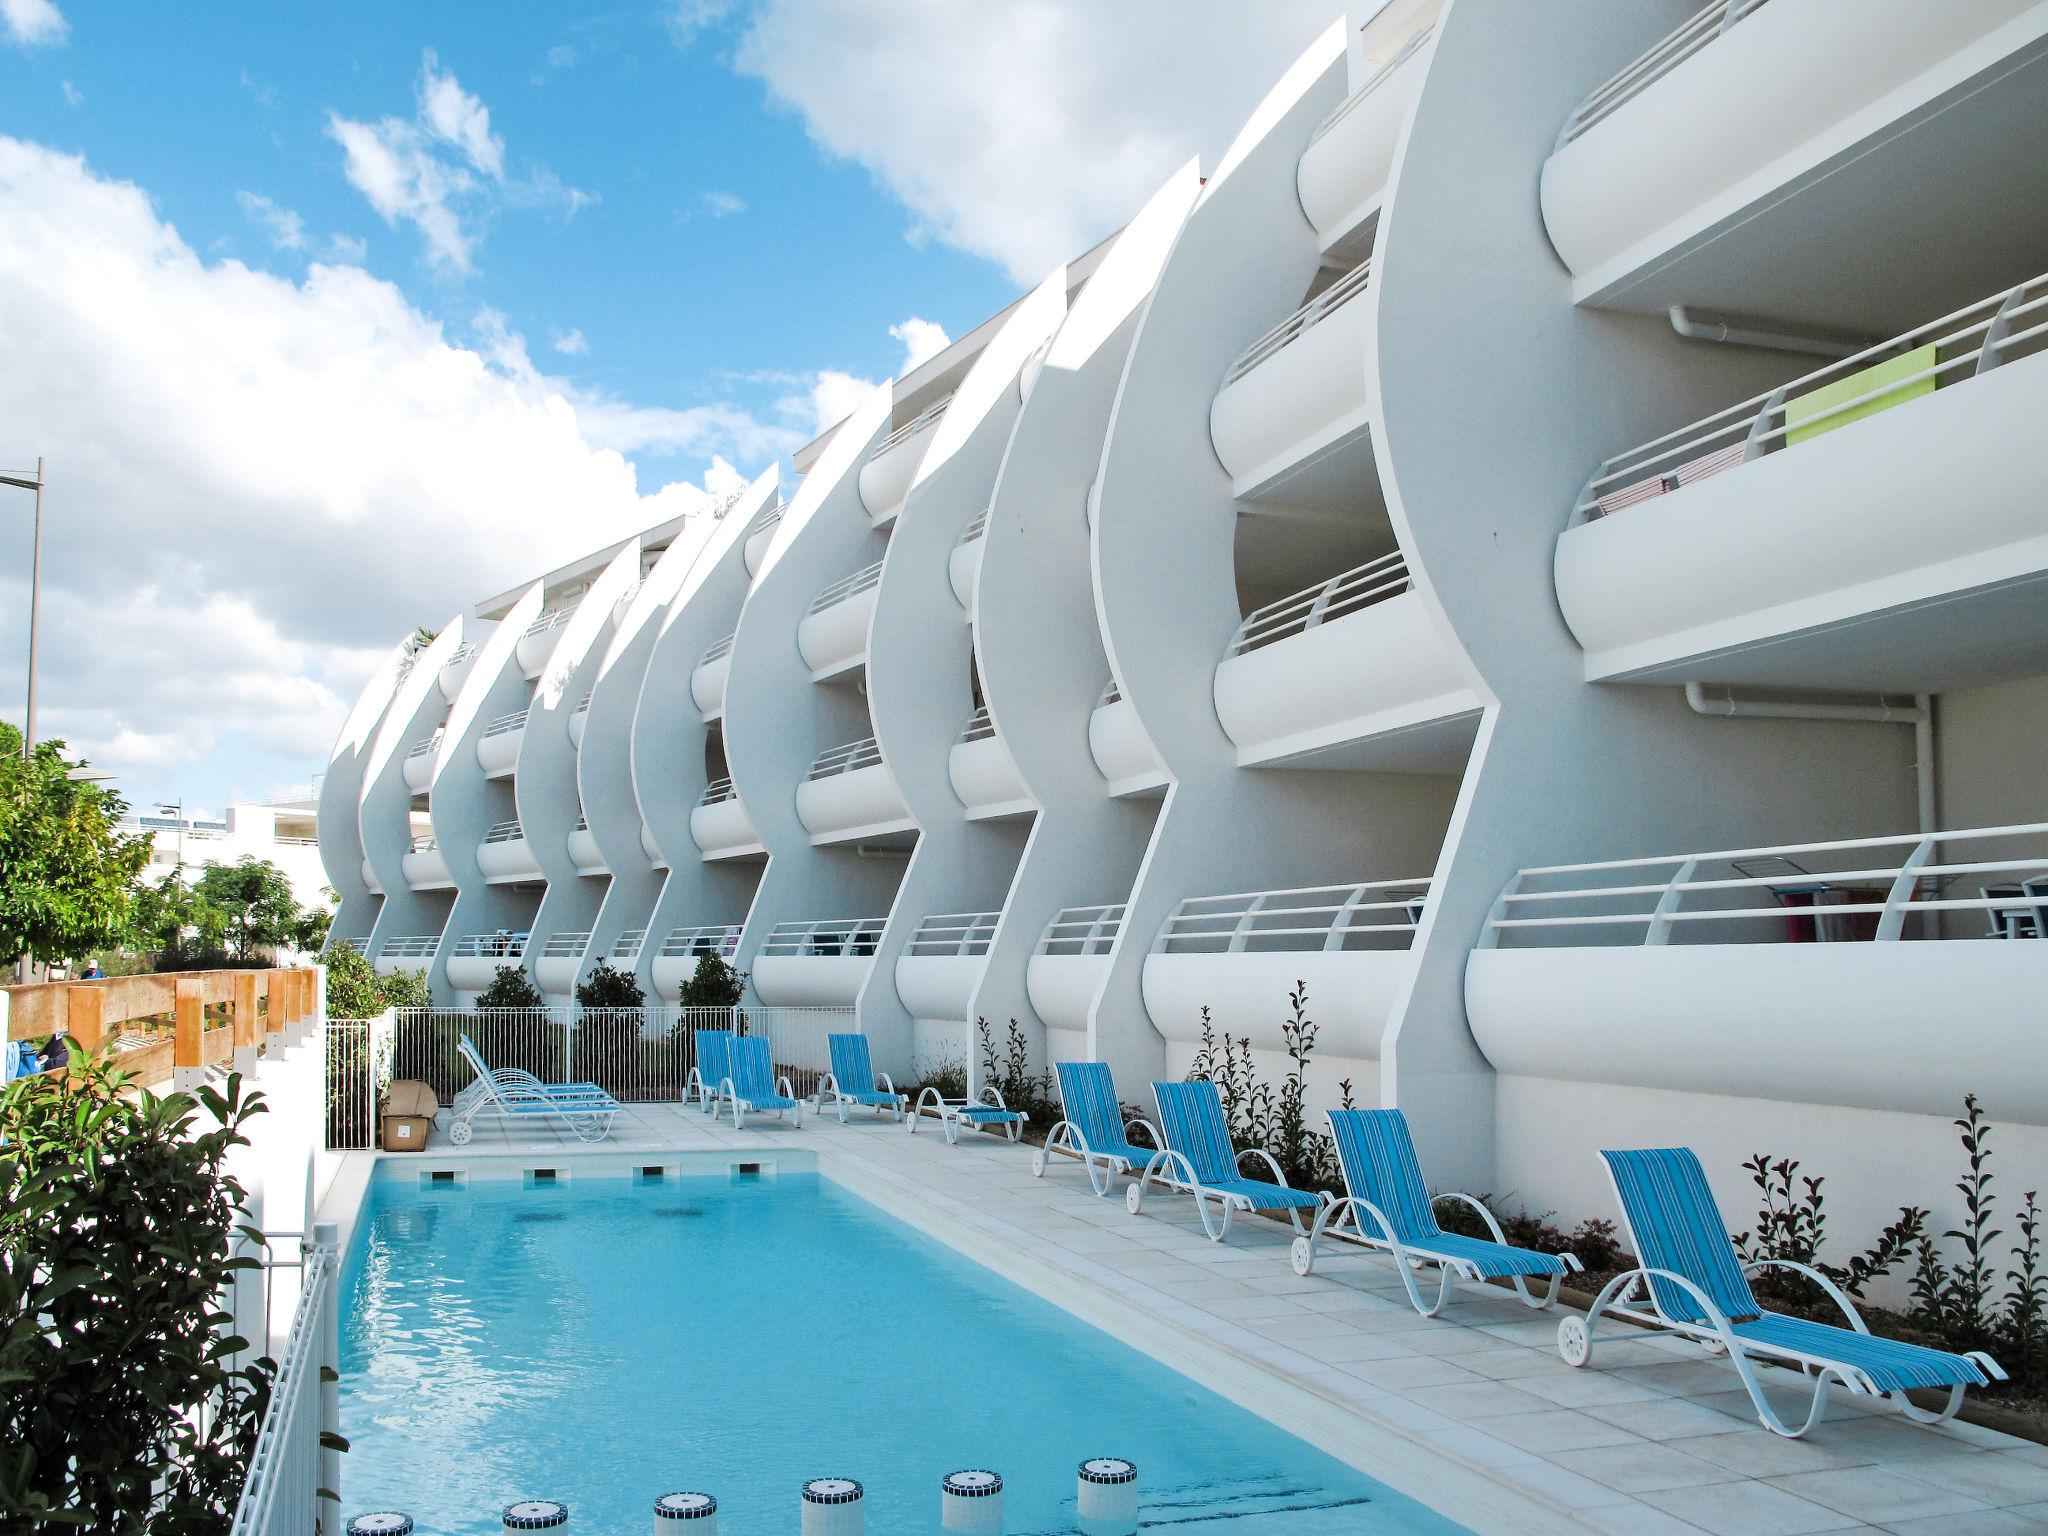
[326,231,368,263]
[0,137,795,796]
[417,47,503,179]
[551,327,588,355]
[667,0,735,45]
[59,79,82,106]
[796,370,878,436]
[698,189,746,218]
[237,190,307,251]
[0,0,66,48]
[727,0,1335,283]
[889,315,949,373]
[546,43,578,71]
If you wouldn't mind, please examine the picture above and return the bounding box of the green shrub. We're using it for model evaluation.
[576,960,645,1010]
[677,952,746,1009]
[324,940,427,1018]
[474,965,545,1010]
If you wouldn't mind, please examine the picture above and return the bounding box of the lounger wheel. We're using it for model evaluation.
[1290,1237,1314,1277]
[1125,1183,1143,1215]
[1557,1314,1590,1368]
[1030,1149,1046,1178]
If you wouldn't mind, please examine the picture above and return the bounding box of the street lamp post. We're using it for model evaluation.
[1,457,44,759]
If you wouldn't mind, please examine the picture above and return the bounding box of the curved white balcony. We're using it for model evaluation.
[568,693,590,748]
[373,933,440,976]
[949,511,988,614]
[1215,554,1475,764]
[477,820,542,884]
[797,561,883,680]
[650,923,742,1000]
[1295,4,1436,244]
[1210,260,1372,490]
[610,929,647,963]
[753,918,885,1007]
[402,836,452,891]
[1088,681,1166,797]
[437,643,476,702]
[402,730,442,792]
[1143,879,1428,1061]
[894,911,998,1022]
[743,502,783,578]
[796,738,913,845]
[1026,904,1124,1033]
[692,634,733,719]
[690,779,764,860]
[1557,274,2048,683]
[517,606,578,679]
[641,822,667,869]
[948,709,1031,820]
[535,931,591,997]
[858,398,948,527]
[446,931,528,993]
[567,819,607,876]
[1471,823,2048,1126]
[1541,0,2037,293]
[476,708,527,778]
[360,857,382,896]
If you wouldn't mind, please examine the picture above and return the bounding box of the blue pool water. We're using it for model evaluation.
[339,1168,1467,1534]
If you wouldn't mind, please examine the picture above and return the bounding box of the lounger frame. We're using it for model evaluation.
[715,1035,802,1129]
[815,1034,908,1123]
[1031,1062,1163,1196]
[907,1084,1025,1145]
[1126,1143,1325,1243]
[1293,1190,1580,1314]
[448,1037,619,1146]
[684,1029,733,1114]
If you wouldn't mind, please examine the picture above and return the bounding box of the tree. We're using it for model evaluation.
[575,961,644,1010]
[677,952,746,1009]
[323,942,428,1018]
[474,964,545,1009]
[192,858,301,962]
[0,723,151,968]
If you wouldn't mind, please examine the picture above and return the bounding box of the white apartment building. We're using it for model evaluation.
[128,796,333,914]
[320,0,2048,1237]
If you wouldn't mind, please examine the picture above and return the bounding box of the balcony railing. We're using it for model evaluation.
[540,932,591,960]
[958,707,998,745]
[522,605,579,639]
[1223,259,1374,386]
[1037,904,1126,957]
[699,776,739,806]
[406,730,444,760]
[1227,551,1413,658]
[807,559,885,616]
[761,918,885,958]
[378,934,441,959]
[958,508,989,546]
[1483,823,2048,947]
[611,929,648,961]
[481,708,529,739]
[1098,677,1122,708]
[700,633,734,666]
[907,911,999,957]
[1155,880,1429,955]
[871,397,949,457]
[573,692,591,716]
[408,834,438,853]
[441,643,474,669]
[807,737,886,780]
[337,936,368,954]
[661,924,742,958]
[747,502,785,538]
[482,819,525,844]
[454,931,529,959]
[1558,0,1771,148]
[1578,271,2048,523]
[1307,2,1440,146]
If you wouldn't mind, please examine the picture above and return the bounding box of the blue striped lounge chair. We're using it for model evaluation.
[717,1034,803,1129]
[818,1033,907,1122]
[1128,1081,1326,1243]
[1031,1061,1163,1196]
[448,1036,620,1146]
[907,1082,1026,1145]
[1569,1148,2005,1438]
[686,1028,734,1113]
[1293,1109,1579,1314]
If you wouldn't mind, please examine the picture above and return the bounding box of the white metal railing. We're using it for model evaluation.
[1156,879,1430,955]
[226,1233,337,1536]
[1559,0,1770,147]
[379,934,441,959]
[1037,904,1126,957]
[761,918,885,957]
[406,729,444,760]
[1308,1,1440,145]
[661,923,742,958]
[274,835,320,847]
[1224,259,1374,386]
[408,834,438,853]
[481,707,529,738]
[1577,270,2048,522]
[442,643,474,669]
[958,707,998,745]
[574,692,591,715]
[1483,823,2048,948]
[958,508,990,546]
[612,928,647,960]
[872,396,950,457]
[482,819,525,844]
[337,936,368,954]
[907,911,999,957]
[573,813,589,832]
[522,604,579,638]
[1227,550,1412,657]
[808,736,886,780]
[747,502,785,539]
[541,931,591,959]
[1097,677,1123,709]
[455,931,529,958]
[701,633,735,666]
[699,776,740,806]
[807,558,885,616]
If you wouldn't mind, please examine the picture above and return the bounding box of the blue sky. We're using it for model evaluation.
[0,0,1335,833]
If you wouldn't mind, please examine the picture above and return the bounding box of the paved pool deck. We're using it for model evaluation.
[333,1100,2048,1536]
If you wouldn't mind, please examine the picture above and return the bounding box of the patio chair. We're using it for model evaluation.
[686,1028,734,1112]
[1126,1080,1326,1243]
[817,1033,908,1122]
[446,1038,620,1146]
[1291,1109,1579,1314]
[1565,1147,2004,1438]
[1031,1061,1163,1196]
[716,1034,802,1129]
[907,1081,1026,1145]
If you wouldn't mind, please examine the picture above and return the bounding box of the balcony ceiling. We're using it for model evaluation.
[1254,707,1481,775]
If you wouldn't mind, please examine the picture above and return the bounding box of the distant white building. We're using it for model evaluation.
[125,797,337,915]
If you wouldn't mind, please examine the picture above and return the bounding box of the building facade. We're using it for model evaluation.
[320,0,2048,1239]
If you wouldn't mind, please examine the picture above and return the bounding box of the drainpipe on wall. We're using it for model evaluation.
[1668,305,1876,360]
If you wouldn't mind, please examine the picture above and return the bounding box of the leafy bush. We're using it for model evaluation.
[677,952,746,1009]
[324,940,426,1018]
[1733,1154,1925,1305]
[1186,985,1350,1193]
[906,1052,967,1106]
[0,1053,301,1531]
[576,960,644,1010]
[474,964,545,1010]
[977,1018,1059,1124]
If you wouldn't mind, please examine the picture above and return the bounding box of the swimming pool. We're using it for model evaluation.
[339,1163,1468,1534]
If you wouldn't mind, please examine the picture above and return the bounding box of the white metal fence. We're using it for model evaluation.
[1037,904,1127,957]
[1155,879,1430,954]
[226,1225,339,1536]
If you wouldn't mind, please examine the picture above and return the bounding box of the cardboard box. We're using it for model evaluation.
[381,1079,438,1152]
